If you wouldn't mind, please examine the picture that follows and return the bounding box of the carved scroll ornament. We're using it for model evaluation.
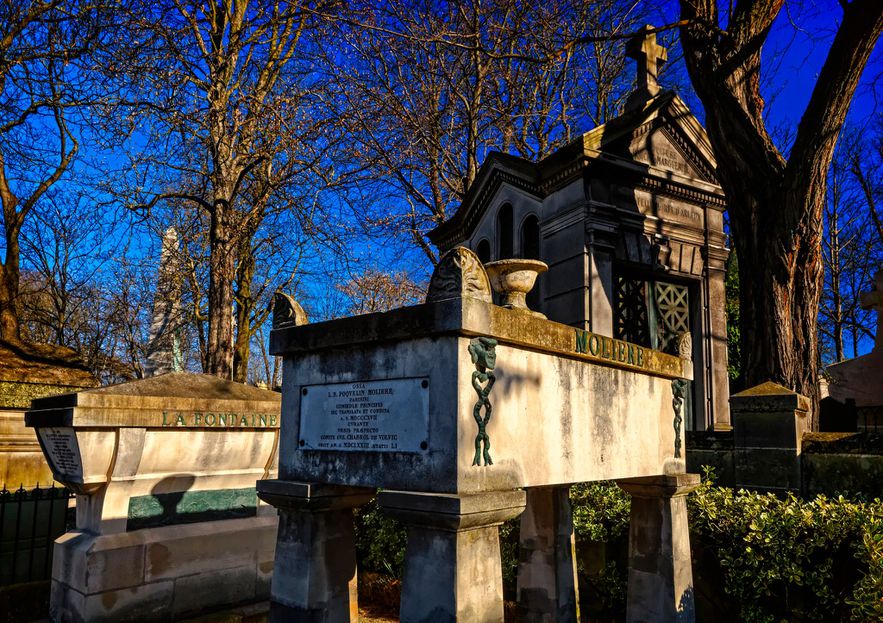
[426,247,493,304]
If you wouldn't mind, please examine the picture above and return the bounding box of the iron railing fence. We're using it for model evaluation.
[859,406,883,432]
[0,484,73,585]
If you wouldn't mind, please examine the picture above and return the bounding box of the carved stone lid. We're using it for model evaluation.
[269,296,691,381]
[730,381,810,414]
[26,372,280,427]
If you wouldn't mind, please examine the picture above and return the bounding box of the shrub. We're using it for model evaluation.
[352,477,883,622]
[687,472,867,622]
[354,499,408,578]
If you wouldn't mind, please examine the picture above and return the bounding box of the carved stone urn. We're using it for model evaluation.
[484,259,548,317]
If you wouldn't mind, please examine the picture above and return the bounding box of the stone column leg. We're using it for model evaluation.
[256,480,374,623]
[617,473,701,623]
[378,490,526,623]
[516,486,580,623]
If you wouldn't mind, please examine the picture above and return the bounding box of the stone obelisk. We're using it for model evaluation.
[145,227,184,376]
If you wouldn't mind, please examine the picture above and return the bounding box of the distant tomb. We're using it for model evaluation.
[428,29,731,432]
[26,373,282,622]
[825,267,883,429]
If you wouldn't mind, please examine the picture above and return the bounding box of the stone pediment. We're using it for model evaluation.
[577,92,718,184]
[428,153,539,250]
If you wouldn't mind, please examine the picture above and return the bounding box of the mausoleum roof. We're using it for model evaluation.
[429,91,725,250]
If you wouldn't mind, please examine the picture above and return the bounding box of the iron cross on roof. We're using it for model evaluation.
[626,25,668,99]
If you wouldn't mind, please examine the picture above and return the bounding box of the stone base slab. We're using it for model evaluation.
[50,514,277,622]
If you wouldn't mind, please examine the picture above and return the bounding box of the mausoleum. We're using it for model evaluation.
[429,28,731,431]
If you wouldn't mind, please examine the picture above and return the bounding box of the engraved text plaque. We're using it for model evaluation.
[299,378,429,452]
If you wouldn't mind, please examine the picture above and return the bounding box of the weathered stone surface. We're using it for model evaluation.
[803,450,883,498]
[728,382,809,492]
[271,298,691,494]
[378,489,525,530]
[258,481,370,623]
[378,490,526,623]
[730,381,811,416]
[271,297,688,379]
[272,291,309,330]
[0,409,56,487]
[685,430,735,485]
[50,516,277,623]
[516,486,580,623]
[618,474,700,623]
[29,373,282,622]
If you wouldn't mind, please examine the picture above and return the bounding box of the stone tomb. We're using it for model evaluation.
[259,248,700,622]
[25,373,282,622]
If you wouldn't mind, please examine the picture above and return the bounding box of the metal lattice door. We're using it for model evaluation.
[654,282,690,353]
[614,277,651,346]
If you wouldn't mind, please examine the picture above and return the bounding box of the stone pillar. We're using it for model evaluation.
[378,489,526,623]
[731,381,810,493]
[706,248,732,431]
[617,473,700,623]
[586,223,617,336]
[516,486,580,623]
[256,479,374,623]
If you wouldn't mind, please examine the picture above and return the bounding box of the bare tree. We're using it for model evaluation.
[118,0,344,378]
[337,268,424,316]
[325,0,646,263]
[818,125,883,363]
[0,0,109,345]
[847,117,883,248]
[678,0,883,420]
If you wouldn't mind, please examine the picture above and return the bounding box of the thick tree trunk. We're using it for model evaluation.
[0,261,20,343]
[727,184,823,413]
[232,242,255,384]
[679,0,883,428]
[0,210,22,344]
[206,207,235,379]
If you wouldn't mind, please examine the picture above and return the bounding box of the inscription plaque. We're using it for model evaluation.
[38,427,82,477]
[299,378,429,452]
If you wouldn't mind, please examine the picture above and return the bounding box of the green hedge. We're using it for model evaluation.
[354,475,883,621]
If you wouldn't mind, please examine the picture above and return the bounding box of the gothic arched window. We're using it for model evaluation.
[497,204,513,259]
[476,239,491,264]
[521,214,541,309]
[521,215,540,260]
